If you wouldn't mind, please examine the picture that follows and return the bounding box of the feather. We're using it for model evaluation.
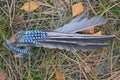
[44,32,115,43]
[39,41,108,52]
[3,40,32,54]
[70,12,88,22]
[55,13,107,33]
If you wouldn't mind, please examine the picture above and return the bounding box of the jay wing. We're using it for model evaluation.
[34,32,115,52]
[11,31,114,52]
[3,12,115,55]
[37,31,115,43]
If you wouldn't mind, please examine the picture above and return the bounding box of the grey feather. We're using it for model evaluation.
[46,32,115,43]
[70,12,88,22]
[39,41,108,52]
[55,13,107,33]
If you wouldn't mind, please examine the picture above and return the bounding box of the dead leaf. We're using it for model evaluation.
[20,1,40,12]
[94,31,102,36]
[0,69,7,80]
[82,27,94,34]
[55,70,65,80]
[72,2,84,17]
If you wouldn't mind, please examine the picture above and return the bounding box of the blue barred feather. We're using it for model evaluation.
[3,40,31,54]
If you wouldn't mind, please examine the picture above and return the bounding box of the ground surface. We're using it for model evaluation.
[0,0,120,80]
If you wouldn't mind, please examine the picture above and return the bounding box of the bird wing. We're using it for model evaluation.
[12,31,114,52]
[3,12,114,55]
[34,31,114,52]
